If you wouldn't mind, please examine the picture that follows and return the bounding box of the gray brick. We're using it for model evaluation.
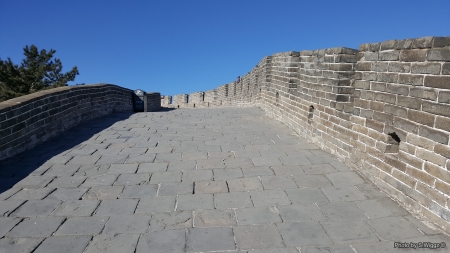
[0,238,43,253]
[194,209,236,227]
[10,200,61,217]
[102,215,150,234]
[136,229,186,253]
[321,186,367,202]
[249,189,291,207]
[277,222,332,246]
[234,224,284,250]
[94,199,138,216]
[176,193,214,210]
[55,216,107,235]
[0,217,21,237]
[82,186,124,200]
[149,211,192,231]
[236,206,281,225]
[33,236,92,253]
[52,200,99,216]
[135,196,176,214]
[278,203,326,222]
[427,48,450,61]
[84,234,140,253]
[186,227,235,252]
[6,217,65,238]
[214,192,253,209]
[321,221,379,244]
[228,177,263,192]
[365,216,424,240]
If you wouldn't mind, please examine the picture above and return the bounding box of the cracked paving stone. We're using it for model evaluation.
[149,211,193,231]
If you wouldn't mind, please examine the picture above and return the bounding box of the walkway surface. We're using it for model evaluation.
[0,107,449,253]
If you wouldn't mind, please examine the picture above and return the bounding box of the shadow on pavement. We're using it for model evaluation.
[0,112,139,196]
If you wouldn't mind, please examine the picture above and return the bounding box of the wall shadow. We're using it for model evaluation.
[0,111,141,196]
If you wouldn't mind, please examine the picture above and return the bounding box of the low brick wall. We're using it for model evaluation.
[0,84,134,161]
[163,36,450,233]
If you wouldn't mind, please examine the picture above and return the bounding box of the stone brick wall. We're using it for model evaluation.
[162,36,450,233]
[145,92,162,112]
[0,84,133,162]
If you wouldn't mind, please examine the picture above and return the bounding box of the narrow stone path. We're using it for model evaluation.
[0,107,449,253]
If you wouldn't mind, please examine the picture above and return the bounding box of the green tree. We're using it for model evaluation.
[0,45,79,102]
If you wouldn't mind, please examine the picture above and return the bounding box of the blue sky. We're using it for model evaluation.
[1,0,449,96]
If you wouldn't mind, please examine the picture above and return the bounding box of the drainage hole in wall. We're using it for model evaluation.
[388,132,401,143]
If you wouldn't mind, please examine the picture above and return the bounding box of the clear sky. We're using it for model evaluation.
[1,0,449,96]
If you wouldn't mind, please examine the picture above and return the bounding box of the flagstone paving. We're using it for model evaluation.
[0,107,449,252]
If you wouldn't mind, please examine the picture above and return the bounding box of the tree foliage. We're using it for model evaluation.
[0,45,79,102]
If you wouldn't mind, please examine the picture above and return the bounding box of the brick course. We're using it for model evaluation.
[0,84,134,161]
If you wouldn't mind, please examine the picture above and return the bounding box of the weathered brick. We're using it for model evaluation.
[424,76,450,89]
[371,82,387,92]
[398,74,424,86]
[369,43,381,52]
[354,80,370,89]
[407,110,435,127]
[409,87,437,101]
[416,182,446,206]
[399,50,427,62]
[366,118,385,132]
[371,62,389,72]
[434,144,450,159]
[407,167,435,186]
[443,63,450,75]
[411,63,441,75]
[427,48,450,61]
[391,169,416,188]
[354,98,370,109]
[396,39,413,50]
[438,91,450,103]
[370,101,385,112]
[422,101,450,117]
[432,36,450,48]
[360,109,374,119]
[384,154,406,171]
[377,73,398,83]
[355,62,371,71]
[380,40,397,50]
[399,150,424,170]
[424,162,450,183]
[397,95,422,110]
[412,37,434,49]
[384,104,407,118]
[360,71,377,81]
[373,111,394,125]
[386,84,409,96]
[399,141,416,155]
[406,134,436,150]
[418,125,449,145]
[388,62,411,73]
[375,92,396,104]
[435,180,450,195]
[416,147,447,166]
[394,117,419,134]
[379,51,400,61]
[335,55,357,63]
[359,133,376,146]
[365,52,378,61]
[435,116,450,132]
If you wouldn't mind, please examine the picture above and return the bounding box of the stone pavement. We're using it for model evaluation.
[0,107,449,253]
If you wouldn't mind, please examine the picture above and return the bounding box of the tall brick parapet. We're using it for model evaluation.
[161,35,450,233]
[0,84,133,162]
[145,92,161,112]
[187,92,204,108]
[171,94,188,108]
[161,95,172,107]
